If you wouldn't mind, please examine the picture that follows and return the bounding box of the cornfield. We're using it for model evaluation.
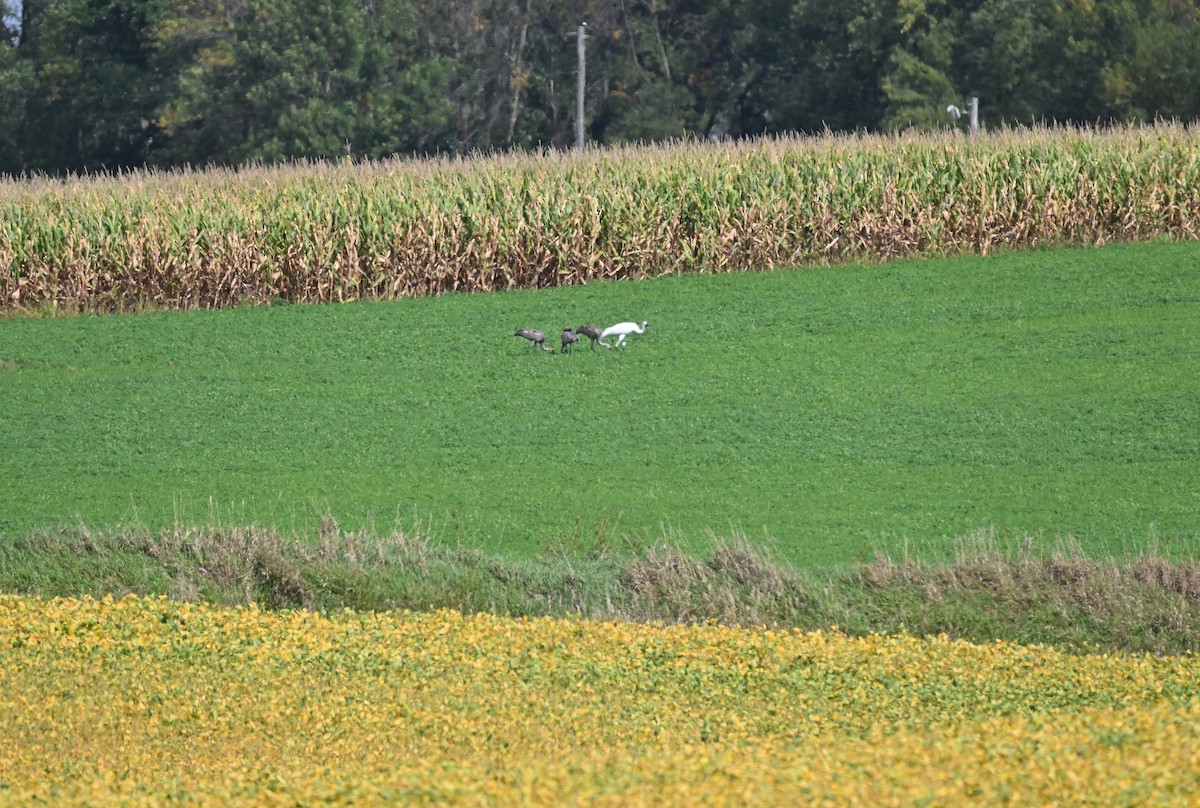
[2,594,1199,805]
[3,123,1199,313]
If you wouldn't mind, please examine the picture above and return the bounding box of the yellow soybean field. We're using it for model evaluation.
[2,595,1198,805]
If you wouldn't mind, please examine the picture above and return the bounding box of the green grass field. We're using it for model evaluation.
[2,241,1197,568]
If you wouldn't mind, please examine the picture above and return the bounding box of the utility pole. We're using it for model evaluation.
[568,22,588,149]
[946,96,980,136]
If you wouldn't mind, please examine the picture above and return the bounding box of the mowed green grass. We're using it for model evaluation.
[1,241,1197,567]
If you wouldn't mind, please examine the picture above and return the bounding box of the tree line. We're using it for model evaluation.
[3,0,1200,176]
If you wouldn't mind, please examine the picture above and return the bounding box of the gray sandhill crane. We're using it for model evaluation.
[514,328,553,353]
[576,324,603,350]
[561,327,580,354]
[599,321,649,349]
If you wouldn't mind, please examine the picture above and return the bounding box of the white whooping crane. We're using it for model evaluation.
[598,321,649,349]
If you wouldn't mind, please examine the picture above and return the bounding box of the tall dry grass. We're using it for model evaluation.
[3,123,1199,312]
[8,524,1199,653]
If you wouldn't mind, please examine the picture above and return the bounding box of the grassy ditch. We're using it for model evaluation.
[4,522,1197,655]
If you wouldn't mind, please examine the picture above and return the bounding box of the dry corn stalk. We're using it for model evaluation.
[2,123,1199,313]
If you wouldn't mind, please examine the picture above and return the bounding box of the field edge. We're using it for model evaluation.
[4,522,1198,655]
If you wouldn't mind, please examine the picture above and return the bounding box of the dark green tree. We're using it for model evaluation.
[879,0,959,132]
[1,0,168,174]
[8,0,1200,173]
[154,0,454,165]
[150,0,250,164]
[724,0,902,135]
[354,0,456,157]
[0,2,34,172]
[407,0,552,152]
[881,48,957,131]
[587,0,709,143]
[1113,0,1200,120]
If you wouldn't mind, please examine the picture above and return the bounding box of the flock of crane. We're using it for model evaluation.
[514,321,650,354]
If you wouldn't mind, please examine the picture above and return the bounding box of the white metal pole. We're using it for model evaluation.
[575,23,588,149]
